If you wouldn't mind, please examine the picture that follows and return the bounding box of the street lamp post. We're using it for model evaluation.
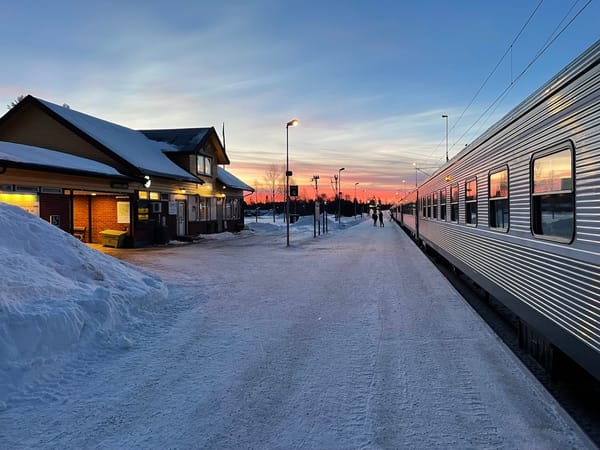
[354,182,359,218]
[442,114,449,162]
[286,118,298,247]
[338,167,345,222]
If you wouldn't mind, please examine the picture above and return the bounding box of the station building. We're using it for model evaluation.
[0,95,254,247]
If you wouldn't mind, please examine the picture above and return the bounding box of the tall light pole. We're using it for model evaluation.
[286,118,298,247]
[442,114,449,162]
[354,182,359,218]
[338,167,345,222]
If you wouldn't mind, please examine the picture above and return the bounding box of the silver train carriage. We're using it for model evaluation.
[394,39,600,380]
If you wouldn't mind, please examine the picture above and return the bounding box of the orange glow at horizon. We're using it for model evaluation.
[229,162,412,205]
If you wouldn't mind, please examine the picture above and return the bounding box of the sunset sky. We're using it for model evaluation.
[1,0,598,203]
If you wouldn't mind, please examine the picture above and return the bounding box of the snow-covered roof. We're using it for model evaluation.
[140,128,230,164]
[0,141,126,177]
[37,98,201,182]
[141,128,211,152]
[217,166,254,192]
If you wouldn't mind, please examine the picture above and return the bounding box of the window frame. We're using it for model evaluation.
[439,188,446,221]
[488,166,509,232]
[196,154,213,177]
[450,183,459,223]
[464,177,478,226]
[530,142,575,243]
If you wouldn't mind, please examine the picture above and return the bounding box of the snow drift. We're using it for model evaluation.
[0,203,167,406]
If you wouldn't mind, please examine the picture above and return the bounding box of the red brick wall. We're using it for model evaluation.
[73,196,90,240]
[91,196,129,243]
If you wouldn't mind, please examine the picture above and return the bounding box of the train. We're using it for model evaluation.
[391,39,600,381]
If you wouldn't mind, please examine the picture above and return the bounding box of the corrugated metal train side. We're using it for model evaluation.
[394,40,600,380]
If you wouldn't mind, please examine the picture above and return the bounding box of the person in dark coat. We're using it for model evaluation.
[378,210,384,227]
[372,211,378,226]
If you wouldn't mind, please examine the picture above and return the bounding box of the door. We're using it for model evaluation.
[177,201,186,236]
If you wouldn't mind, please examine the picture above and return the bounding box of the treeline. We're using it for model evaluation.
[243,198,391,217]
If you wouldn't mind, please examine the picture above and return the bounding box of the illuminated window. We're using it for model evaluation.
[450,184,459,222]
[532,146,573,241]
[432,191,438,219]
[489,168,509,231]
[465,178,477,225]
[138,191,149,200]
[440,188,447,221]
[427,194,432,218]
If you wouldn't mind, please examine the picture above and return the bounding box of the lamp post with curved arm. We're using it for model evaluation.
[286,119,298,247]
[337,167,345,222]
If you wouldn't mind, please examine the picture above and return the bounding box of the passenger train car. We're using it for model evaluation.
[392,39,600,380]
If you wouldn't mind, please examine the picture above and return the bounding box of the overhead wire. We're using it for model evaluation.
[452,0,592,151]
[423,0,591,164]
[422,1,545,164]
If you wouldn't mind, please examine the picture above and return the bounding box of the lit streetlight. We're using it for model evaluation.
[338,167,345,222]
[442,114,449,162]
[286,118,298,246]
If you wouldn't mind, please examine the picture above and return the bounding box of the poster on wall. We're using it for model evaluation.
[117,201,131,224]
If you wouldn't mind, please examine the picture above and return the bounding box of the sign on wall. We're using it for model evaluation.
[117,201,131,224]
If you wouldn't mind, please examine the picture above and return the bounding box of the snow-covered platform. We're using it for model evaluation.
[0,211,595,448]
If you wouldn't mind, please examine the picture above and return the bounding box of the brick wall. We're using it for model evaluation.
[91,196,128,243]
[73,196,90,241]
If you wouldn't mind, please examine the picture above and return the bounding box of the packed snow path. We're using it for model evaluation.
[2,217,593,448]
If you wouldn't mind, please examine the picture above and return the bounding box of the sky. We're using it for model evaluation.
[0,202,595,448]
[1,0,598,202]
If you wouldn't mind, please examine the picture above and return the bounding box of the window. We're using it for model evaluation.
[489,168,509,231]
[440,188,447,221]
[196,155,213,176]
[465,178,477,225]
[421,196,426,217]
[432,191,438,219]
[450,184,459,222]
[427,194,432,218]
[198,197,211,221]
[532,146,574,241]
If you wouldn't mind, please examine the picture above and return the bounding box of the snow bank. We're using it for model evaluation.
[0,203,167,404]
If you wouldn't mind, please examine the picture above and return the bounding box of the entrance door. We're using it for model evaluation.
[177,201,186,236]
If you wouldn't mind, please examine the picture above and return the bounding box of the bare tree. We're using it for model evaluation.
[263,164,284,222]
[7,95,25,110]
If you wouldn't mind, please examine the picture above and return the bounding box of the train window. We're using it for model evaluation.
[421,197,426,217]
[440,188,447,221]
[465,178,477,225]
[433,191,438,219]
[427,194,432,218]
[450,184,459,222]
[531,146,574,241]
[489,168,509,231]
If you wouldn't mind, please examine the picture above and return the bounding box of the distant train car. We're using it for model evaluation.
[395,40,600,380]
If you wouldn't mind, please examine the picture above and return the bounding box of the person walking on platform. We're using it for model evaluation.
[372,211,378,226]
[378,210,384,227]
